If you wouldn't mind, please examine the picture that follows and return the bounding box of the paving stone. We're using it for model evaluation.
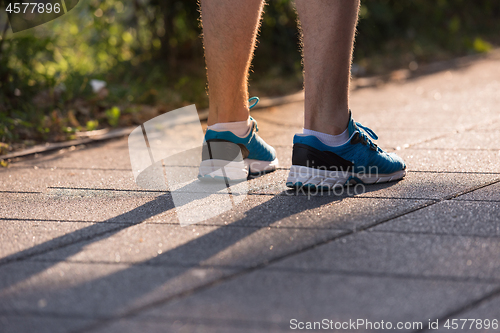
[1,170,439,231]
[398,149,500,173]
[9,142,133,171]
[272,231,500,281]
[456,181,500,202]
[21,183,424,232]
[247,170,289,194]
[91,317,290,333]
[2,150,291,193]
[475,118,500,131]
[13,140,493,201]
[371,201,500,237]
[349,62,500,132]
[0,194,179,265]
[367,129,456,150]
[0,193,171,223]
[0,190,330,230]
[411,128,500,150]
[434,293,500,332]
[0,168,137,192]
[249,168,429,196]
[192,193,426,231]
[354,171,496,200]
[0,219,113,262]
[0,315,92,333]
[352,104,500,136]
[250,168,417,197]
[0,261,234,317]
[133,269,497,332]
[31,222,344,268]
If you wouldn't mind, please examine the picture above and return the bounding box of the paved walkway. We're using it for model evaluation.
[1,54,500,333]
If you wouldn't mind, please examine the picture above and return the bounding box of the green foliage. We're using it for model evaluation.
[86,120,99,131]
[0,32,57,143]
[105,106,121,127]
[354,0,500,71]
[473,37,493,53]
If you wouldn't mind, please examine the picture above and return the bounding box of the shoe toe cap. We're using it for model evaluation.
[387,152,406,171]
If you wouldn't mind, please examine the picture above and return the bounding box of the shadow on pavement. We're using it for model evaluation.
[0,180,399,329]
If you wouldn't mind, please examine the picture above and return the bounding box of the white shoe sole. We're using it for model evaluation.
[246,158,279,175]
[286,165,406,189]
[199,158,278,181]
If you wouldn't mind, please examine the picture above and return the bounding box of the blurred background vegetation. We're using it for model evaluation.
[1,0,499,154]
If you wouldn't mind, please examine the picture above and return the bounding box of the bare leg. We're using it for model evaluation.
[295,0,360,135]
[200,0,264,126]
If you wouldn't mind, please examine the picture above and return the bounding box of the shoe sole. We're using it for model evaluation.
[198,158,278,181]
[246,158,279,176]
[286,165,406,189]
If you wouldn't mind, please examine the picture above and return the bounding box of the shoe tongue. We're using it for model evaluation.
[347,110,358,136]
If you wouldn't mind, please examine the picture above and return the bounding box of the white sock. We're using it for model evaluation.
[303,128,349,147]
[208,118,252,138]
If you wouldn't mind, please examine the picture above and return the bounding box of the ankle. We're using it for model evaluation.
[207,107,250,126]
[305,118,349,136]
[304,107,349,135]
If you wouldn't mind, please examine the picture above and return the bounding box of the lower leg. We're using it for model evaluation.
[200,0,264,126]
[295,0,360,136]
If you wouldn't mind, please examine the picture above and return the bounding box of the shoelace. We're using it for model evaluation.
[355,122,380,151]
[248,97,259,132]
[248,96,259,109]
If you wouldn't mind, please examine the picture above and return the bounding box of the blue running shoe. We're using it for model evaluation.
[286,111,406,189]
[198,97,279,181]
